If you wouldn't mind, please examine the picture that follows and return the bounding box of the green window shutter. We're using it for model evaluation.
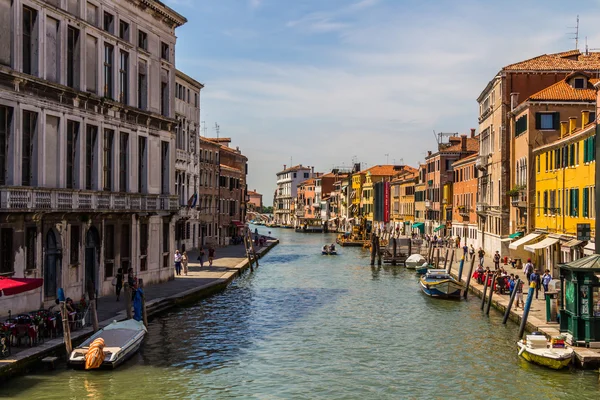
[553,112,560,130]
[584,139,589,163]
[535,113,541,130]
[592,136,597,161]
[583,188,589,218]
[570,189,574,216]
[575,189,579,217]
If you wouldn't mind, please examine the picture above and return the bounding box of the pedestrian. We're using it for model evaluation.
[469,244,475,261]
[174,249,182,275]
[478,248,485,267]
[508,274,515,296]
[197,247,205,267]
[542,269,552,293]
[208,246,215,266]
[456,236,461,249]
[523,258,534,285]
[182,251,189,275]
[115,267,123,301]
[462,242,468,258]
[530,268,541,300]
[493,251,500,270]
[515,275,524,309]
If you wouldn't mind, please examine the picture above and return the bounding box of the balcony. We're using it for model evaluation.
[296,210,305,217]
[425,200,432,209]
[0,188,179,212]
[458,207,471,217]
[475,155,488,171]
[476,202,487,214]
[176,149,190,163]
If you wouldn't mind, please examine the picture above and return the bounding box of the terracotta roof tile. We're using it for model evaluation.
[526,77,599,102]
[279,164,311,174]
[451,153,478,167]
[503,50,600,71]
[361,165,414,176]
[439,137,479,154]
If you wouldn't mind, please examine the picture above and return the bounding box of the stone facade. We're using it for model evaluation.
[0,0,186,315]
[274,164,312,226]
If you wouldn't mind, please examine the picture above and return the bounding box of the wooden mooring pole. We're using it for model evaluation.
[59,301,72,356]
[518,286,536,339]
[125,283,133,320]
[480,273,489,310]
[463,255,476,299]
[486,272,496,315]
[376,236,382,266]
[503,279,521,324]
[139,278,148,328]
[370,234,377,266]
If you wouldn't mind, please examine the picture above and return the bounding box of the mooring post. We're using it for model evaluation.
[503,278,521,324]
[457,257,465,282]
[518,286,535,339]
[139,279,148,328]
[392,237,397,258]
[125,283,133,320]
[377,236,382,266]
[443,249,449,270]
[59,301,72,356]
[486,272,496,315]
[463,255,476,299]
[436,247,440,268]
[370,234,376,266]
[481,273,489,310]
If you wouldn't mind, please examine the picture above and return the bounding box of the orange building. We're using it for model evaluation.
[451,153,479,247]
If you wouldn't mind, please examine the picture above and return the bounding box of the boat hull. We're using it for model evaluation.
[517,341,573,370]
[420,278,463,299]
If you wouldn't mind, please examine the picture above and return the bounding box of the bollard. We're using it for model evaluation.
[480,273,489,310]
[457,257,465,282]
[125,283,133,320]
[518,286,536,339]
[503,279,521,324]
[392,238,397,258]
[463,254,476,299]
[486,272,496,315]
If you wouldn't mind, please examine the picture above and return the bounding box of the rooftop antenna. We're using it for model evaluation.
[567,15,579,50]
[214,122,220,140]
[201,121,208,136]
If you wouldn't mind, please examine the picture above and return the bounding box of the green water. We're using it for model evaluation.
[2,227,599,399]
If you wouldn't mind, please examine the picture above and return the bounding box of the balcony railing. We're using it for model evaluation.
[476,155,488,171]
[425,200,432,209]
[0,188,179,212]
[176,149,190,163]
[476,202,487,214]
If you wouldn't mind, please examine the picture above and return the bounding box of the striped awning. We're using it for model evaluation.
[509,233,541,250]
[525,237,559,253]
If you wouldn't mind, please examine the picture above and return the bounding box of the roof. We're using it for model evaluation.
[452,153,478,167]
[429,137,479,157]
[526,76,599,102]
[391,170,418,183]
[220,164,242,174]
[299,178,315,186]
[503,50,600,71]
[560,254,600,270]
[247,190,261,196]
[361,165,411,176]
[278,164,311,174]
[175,69,204,89]
[533,121,595,154]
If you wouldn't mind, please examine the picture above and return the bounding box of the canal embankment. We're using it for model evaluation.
[442,251,600,369]
[0,238,279,382]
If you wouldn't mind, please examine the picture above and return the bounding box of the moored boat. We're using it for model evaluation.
[517,334,573,370]
[68,318,147,369]
[406,254,426,269]
[419,269,464,299]
[415,264,429,275]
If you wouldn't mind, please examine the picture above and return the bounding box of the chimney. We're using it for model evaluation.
[311,166,315,176]
[560,121,568,138]
[569,116,577,134]
[427,151,432,156]
[582,110,590,128]
[283,164,287,170]
[510,93,519,110]
[470,128,476,138]
[460,135,467,152]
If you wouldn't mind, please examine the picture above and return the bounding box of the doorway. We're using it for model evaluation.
[44,230,61,299]
[85,227,100,292]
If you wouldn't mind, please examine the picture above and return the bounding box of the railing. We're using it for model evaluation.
[176,149,190,163]
[0,188,179,212]
[476,202,487,214]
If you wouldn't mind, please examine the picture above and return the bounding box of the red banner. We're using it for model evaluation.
[384,181,390,223]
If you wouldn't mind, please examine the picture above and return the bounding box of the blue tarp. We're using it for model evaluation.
[133,288,144,322]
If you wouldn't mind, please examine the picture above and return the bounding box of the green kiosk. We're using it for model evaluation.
[559,255,600,345]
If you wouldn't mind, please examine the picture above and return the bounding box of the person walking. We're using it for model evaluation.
[182,251,189,276]
[469,244,475,261]
[174,249,182,276]
[197,247,205,267]
[523,258,534,285]
[493,251,500,270]
[208,246,215,266]
[515,275,524,309]
[462,243,468,258]
[542,269,552,293]
[478,248,485,267]
[115,267,124,301]
[530,268,541,300]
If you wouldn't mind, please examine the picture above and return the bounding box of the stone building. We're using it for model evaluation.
[0,0,185,314]
[197,137,221,247]
[274,164,312,226]
[246,189,263,212]
[174,70,203,252]
[217,139,248,244]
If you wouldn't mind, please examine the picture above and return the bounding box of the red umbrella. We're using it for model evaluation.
[0,277,43,296]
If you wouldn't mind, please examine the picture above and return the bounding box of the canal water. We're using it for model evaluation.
[2,226,599,399]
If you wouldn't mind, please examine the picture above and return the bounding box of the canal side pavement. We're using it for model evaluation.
[0,238,279,382]
[442,249,600,369]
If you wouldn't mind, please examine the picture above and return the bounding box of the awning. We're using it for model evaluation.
[509,232,523,239]
[584,241,595,255]
[500,237,515,242]
[0,277,43,296]
[433,224,445,232]
[509,233,541,250]
[412,222,424,229]
[561,239,583,250]
[230,220,245,228]
[404,221,411,225]
[525,237,559,253]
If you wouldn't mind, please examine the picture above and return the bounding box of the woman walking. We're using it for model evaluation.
[115,268,124,301]
[174,249,183,275]
[182,251,189,275]
[197,247,205,267]
[208,246,215,266]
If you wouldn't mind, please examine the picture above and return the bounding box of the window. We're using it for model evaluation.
[85,125,97,190]
[160,71,169,116]
[70,225,79,264]
[515,115,527,136]
[138,30,148,50]
[25,227,36,270]
[103,12,114,34]
[569,144,575,167]
[22,110,37,186]
[103,44,113,98]
[86,34,98,93]
[121,224,130,272]
[104,225,114,277]
[160,42,169,61]
[119,50,128,104]
[45,17,60,83]
[118,20,129,41]
[103,129,114,191]
[195,93,198,107]
[140,222,148,271]
[570,188,579,217]
[67,27,80,88]
[66,121,79,189]
[138,136,147,193]
[574,78,585,89]
[138,59,147,109]
[22,6,38,75]
[119,132,128,192]
[304,173,309,178]
[536,112,559,130]
[549,190,556,216]
[0,106,10,185]
[162,220,169,268]
[161,141,169,194]
[86,2,98,26]
[0,228,13,274]
[583,187,590,218]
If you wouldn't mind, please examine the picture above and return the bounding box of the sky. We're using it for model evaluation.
[164,0,600,205]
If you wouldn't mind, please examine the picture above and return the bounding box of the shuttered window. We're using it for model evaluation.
[583,187,589,218]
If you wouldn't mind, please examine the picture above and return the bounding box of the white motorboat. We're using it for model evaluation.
[405,254,426,269]
[68,319,147,369]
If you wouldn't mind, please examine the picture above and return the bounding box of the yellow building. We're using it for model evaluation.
[351,172,364,219]
[532,118,595,273]
[361,174,374,231]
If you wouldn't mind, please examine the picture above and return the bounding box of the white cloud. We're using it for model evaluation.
[249,0,263,9]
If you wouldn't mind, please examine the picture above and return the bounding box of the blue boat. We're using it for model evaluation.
[419,269,464,299]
